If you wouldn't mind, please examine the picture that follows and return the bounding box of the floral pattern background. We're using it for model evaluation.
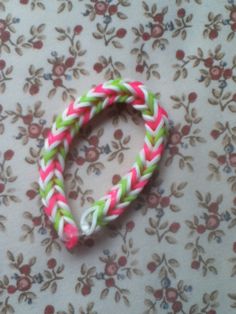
[0,0,236,313]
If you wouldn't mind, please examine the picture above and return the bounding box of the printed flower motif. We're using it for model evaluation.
[94,1,108,15]
[0,149,20,207]
[23,25,88,101]
[93,55,125,80]
[166,93,205,171]
[186,191,228,243]
[145,252,196,312]
[0,15,45,55]
[172,8,193,39]
[203,5,236,42]
[143,181,186,244]
[4,101,51,166]
[0,251,38,310]
[105,262,119,276]
[185,237,218,276]
[83,0,129,22]
[173,45,236,112]
[82,0,129,47]
[136,2,168,49]
[208,121,236,191]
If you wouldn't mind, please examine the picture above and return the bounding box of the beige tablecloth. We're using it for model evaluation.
[0,0,236,313]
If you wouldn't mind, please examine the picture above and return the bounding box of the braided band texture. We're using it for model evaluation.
[38,78,169,249]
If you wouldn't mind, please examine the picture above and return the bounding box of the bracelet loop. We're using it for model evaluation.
[38,78,169,249]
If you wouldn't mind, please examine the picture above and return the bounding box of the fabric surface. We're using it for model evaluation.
[0,1,236,313]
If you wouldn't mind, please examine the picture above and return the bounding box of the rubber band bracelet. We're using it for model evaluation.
[38,78,169,250]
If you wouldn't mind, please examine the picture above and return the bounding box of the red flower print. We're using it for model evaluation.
[7,285,17,294]
[16,276,31,291]
[206,215,220,230]
[19,264,31,275]
[52,64,66,77]
[209,29,218,40]
[105,262,118,276]
[88,135,99,146]
[76,156,85,165]
[196,224,206,234]
[147,262,157,273]
[32,216,42,226]
[169,223,180,233]
[217,155,226,165]
[210,130,220,139]
[69,191,78,200]
[154,289,163,300]
[20,0,29,4]
[65,57,75,68]
[85,147,99,162]
[26,189,37,199]
[112,174,121,185]
[154,14,163,23]
[22,114,33,125]
[4,149,14,160]
[223,68,232,79]
[28,123,42,138]
[204,57,214,68]
[105,278,115,287]
[108,5,118,15]
[209,66,222,80]
[151,24,164,38]
[53,78,63,87]
[126,221,135,232]
[47,258,57,269]
[166,288,178,302]
[172,301,183,312]
[191,260,200,269]
[116,28,127,38]
[33,40,43,49]
[114,129,123,140]
[176,50,185,60]
[160,196,170,207]
[170,132,182,145]
[93,63,103,73]
[73,25,83,34]
[94,1,108,15]
[142,32,151,41]
[181,125,191,135]
[44,305,55,314]
[177,8,186,18]
[136,64,144,73]
[81,285,91,296]
[118,256,127,266]
[208,202,218,213]
[188,92,197,103]
[0,30,10,42]
[147,193,160,207]
[29,84,39,95]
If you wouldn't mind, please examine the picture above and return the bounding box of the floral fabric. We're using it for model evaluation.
[0,0,236,314]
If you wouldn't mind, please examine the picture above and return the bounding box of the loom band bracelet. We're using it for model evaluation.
[38,78,169,250]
